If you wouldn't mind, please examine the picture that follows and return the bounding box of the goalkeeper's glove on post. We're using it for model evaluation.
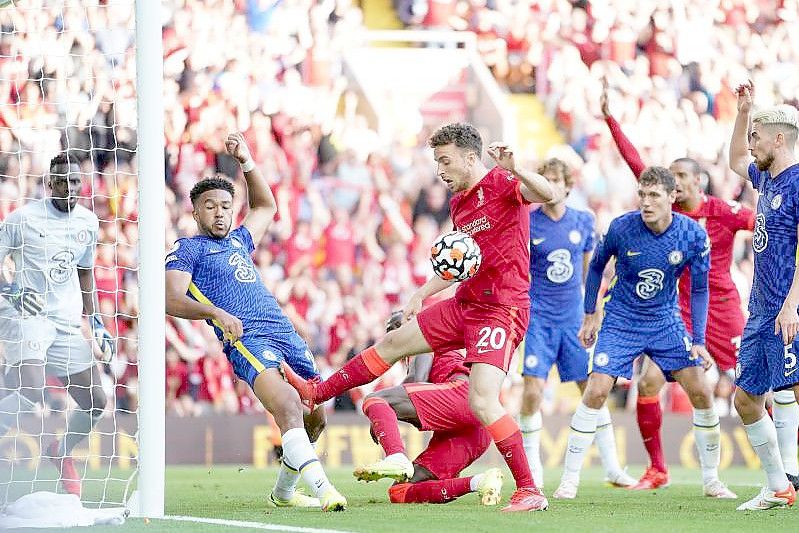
[90,313,116,362]
[0,282,44,316]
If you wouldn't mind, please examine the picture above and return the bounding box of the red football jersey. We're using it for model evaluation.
[428,349,469,384]
[450,167,532,307]
[675,195,754,322]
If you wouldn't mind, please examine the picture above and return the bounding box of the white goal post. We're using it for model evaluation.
[134,0,166,519]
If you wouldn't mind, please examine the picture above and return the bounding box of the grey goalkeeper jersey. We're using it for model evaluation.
[0,199,98,331]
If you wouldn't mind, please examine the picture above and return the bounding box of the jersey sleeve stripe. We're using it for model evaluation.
[187,281,265,374]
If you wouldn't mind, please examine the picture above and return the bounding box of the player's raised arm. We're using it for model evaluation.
[600,78,646,179]
[487,142,556,203]
[774,224,799,345]
[225,132,277,244]
[165,269,243,341]
[729,80,755,179]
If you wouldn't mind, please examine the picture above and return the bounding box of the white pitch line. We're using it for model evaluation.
[162,515,357,533]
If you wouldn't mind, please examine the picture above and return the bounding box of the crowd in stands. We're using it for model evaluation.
[1,0,798,419]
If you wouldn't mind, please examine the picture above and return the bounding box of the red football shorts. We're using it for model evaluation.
[404,379,479,431]
[705,301,745,371]
[417,297,528,372]
[413,427,492,480]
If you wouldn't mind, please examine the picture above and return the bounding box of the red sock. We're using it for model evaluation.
[487,415,535,489]
[388,478,472,504]
[637,396,667,472]
[363,397,405,456]
[316,347,391,402]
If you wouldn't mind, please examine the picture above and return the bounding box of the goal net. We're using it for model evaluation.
[0,0,144,510]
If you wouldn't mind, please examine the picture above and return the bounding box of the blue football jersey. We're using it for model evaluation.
[165,226,295,342]
[592,212,710,324]
[529,207,596,322]
[748,163,799,315]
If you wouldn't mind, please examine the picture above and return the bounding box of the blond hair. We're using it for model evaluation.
[752,105,799,128]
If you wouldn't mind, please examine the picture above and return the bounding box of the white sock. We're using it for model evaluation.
[520,412,543,487]
[469,474,483,492]
[692,408,720,484]
[562,402,599,483]
[0,392,37,433]
[59,409,102,456]
[595,406,623,476]
[281,428,332,497]
[273,458,302,500]
[773,390,799,476]
[744,416,790,492]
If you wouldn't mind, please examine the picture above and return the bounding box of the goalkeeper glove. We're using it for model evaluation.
[90,314,116,362]
[0,282,44,316]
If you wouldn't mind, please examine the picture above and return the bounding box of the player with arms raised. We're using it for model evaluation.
[728,81,799,510]
[600,81,756,493]
[520,158,634,489]
[553,167,734,500]
[164,133,346,512]
[284,122,556,512]
[0,154,115,498]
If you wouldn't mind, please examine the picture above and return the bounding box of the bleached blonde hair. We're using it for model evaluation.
[753,105,798,126]
[752,105,799,145]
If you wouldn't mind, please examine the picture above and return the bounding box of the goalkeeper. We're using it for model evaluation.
[0,154,115,499]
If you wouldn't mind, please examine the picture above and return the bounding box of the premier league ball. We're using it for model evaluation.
[430,231,482,281]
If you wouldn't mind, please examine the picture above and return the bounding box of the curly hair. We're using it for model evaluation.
[639,166,676,193]
[189,177,235,205]
[537,158,573,189]
[49,153,76,173]
[428,123,483,155]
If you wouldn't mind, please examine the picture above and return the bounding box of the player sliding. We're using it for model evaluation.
[0,154,116,499]
[553,166,734,500]
[355,312,503,506]
[520,158,635,489]
[165,133,346,512]
[728,81,799,510]
[285,122,556,512]
[600,80,757,493]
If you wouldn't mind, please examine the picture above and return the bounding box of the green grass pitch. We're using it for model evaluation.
[73,465,798,532]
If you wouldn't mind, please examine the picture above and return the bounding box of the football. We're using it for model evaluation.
[429,230,482,281]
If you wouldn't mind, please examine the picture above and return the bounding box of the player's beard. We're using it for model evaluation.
[204,219,231,238]
[755,151,774,171]
[51,196,76,213]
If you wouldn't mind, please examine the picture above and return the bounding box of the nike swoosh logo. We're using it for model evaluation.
[626,250,642,256]
[532,238,545,245]
[477,348,494,354]
[785,367,798,378]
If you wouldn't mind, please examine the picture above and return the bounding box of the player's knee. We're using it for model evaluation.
[637,378,662,398]
[468,391,498,422]
[582,386,608,409]
[687,388,713,409]
[733,389,760,418]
